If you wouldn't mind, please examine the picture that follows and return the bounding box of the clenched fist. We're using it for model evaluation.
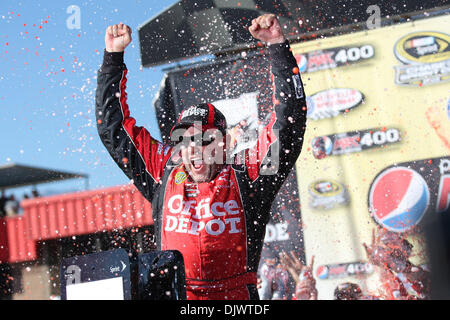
[105,23,132,53]
[249,14,286,45]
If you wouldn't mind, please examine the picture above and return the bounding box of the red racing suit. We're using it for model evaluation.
[95,41,307,300]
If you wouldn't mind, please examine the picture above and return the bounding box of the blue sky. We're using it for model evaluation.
[1,0,184,197]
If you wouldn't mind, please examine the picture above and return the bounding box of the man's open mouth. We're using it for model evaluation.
[190,158,205,170]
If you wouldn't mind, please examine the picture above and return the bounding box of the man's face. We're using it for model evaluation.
[179,126,226,183]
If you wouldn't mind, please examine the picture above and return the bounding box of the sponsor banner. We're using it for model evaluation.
[306,88,364,120]
[308,179,349,210]
[295,44,375,74]
[316,262,373,280]
[394,31,450,86]
[369,156,450,233]
[293,15,450,299]
[312,127,401,159]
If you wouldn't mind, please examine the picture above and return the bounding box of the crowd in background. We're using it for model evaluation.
[257,227,430,300]
[0,189,40,217]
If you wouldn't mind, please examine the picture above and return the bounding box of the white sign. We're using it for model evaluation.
[66,277,124,300]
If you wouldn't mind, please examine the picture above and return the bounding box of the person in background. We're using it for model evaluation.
[363,228,430,300]
[258,252,291,300]
[4,195,20,217]
[0,190,6,218]
[280,251,317,300]
[281,251,380,300]
[333,282,380,300]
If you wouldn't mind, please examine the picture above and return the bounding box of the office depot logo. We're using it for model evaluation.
[164,196,242,236]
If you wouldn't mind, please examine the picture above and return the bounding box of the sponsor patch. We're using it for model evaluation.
[156,143,164,155]
[181,106,207,119]
[163,145,171,156]
[185,183,200,198]
[394,31,450,86]
[292,74,304,99]
[174,171,187,185]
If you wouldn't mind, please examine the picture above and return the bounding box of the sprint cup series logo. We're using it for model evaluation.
[308,179,349,210]
[394,31,450,86]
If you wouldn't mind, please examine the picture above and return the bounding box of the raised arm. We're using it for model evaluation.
[246,14,307,197]
[96,24,172,201]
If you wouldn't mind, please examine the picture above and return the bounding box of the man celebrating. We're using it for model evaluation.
[96,14,307,300]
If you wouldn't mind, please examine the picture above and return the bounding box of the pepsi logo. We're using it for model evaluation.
[369,167,430,233]
[296,54,308,73]
[312,136,333,159]
[316,265,329,279]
